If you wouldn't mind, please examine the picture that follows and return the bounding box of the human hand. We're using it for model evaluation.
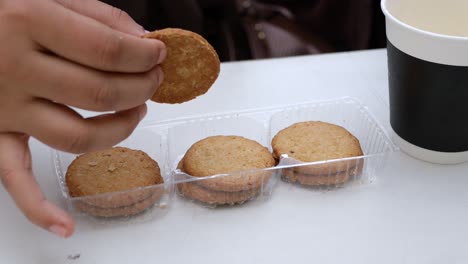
[0,0,166,238]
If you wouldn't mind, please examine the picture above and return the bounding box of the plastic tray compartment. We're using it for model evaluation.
[52,97,397,220]
[270,97,396,189]
[52,128,174,222]
[166,115,278,207]
[162,96,396,205]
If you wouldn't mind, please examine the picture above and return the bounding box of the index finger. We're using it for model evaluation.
[55,0,145,36]
[0,133,74,238]
[31,0,166,73]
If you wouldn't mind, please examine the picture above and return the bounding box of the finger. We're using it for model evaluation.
[0,133,74,238]
[55,0,145,36]
[31,1,166,73]
[22,51,162,112]
[20,100,147,154]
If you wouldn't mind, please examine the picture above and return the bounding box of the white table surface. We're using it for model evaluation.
[1,49,468,264]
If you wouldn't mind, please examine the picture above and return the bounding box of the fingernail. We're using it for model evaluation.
[131,25,145,37]
[157,45,167,64]
[49,224,67,238]
[139,104,147,121]
[157,67,164,86]
[141,29,150,37]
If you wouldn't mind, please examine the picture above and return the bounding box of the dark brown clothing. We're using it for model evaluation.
[103,0,386,61]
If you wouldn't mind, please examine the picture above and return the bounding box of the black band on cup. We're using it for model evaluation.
[388,40,468,152]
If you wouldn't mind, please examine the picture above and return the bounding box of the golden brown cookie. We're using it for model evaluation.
[176,159,261,205]
[183,136,275,192]
[281,159,363,186]
[74,189,164,218]
[177,182,260,205]
[144,28,220,104]
[272,121,364,175]
[282,169,350,186]
[66,147,164,216]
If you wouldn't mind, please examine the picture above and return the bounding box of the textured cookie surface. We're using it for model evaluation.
[66,147,163,209]
[74,190,164,218]
[272,121,363,175]
[144,28,220,104]
[177,182,260,205]
[183,136,275,192]
[176,159,260,205]
[282,169,360,186]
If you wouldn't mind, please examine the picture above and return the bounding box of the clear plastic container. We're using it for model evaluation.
[52,129,174,223]
[52,97,397,222]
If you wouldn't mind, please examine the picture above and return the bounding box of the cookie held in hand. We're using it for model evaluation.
[144,28,220,104]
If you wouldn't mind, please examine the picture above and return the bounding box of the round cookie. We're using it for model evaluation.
[177,182,260,205]
[176,159,261,205]
[282,169,350,186]
[144,28,220,104]
[281,159,363,186]
[182,136,275,192]
[272,121,363,175]
[74,189,164,218]
[66,147,164,213]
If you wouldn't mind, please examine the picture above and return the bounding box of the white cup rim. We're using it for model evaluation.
[381,0,468,41]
